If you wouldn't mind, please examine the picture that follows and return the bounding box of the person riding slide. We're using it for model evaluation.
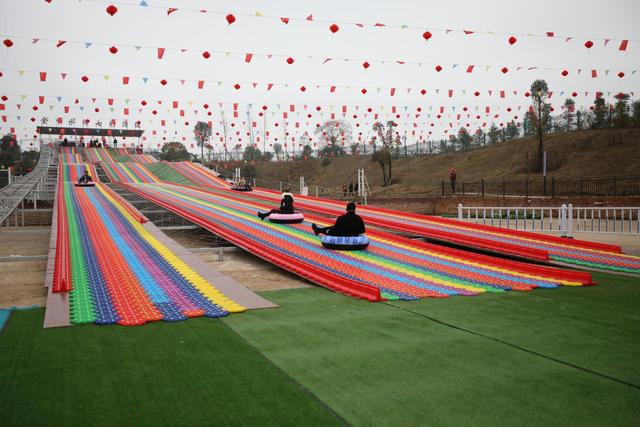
[257,190,295,220]
[78,170,93,184]
[311,202,365,236]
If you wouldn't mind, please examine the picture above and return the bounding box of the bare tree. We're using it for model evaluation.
[314,120,352,157]
[371,121,397,186]
[193,121,212,163]
[530,79,549,170]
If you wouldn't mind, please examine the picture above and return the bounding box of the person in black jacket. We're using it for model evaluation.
[311,202,365,236]
[78,169,93,184]
[257,192,295,220]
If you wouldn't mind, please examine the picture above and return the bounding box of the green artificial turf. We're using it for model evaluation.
[0,310,343,427]
[224,278,640,426]
[144,163,194,185]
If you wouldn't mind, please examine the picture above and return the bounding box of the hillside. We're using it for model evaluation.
[222,129,640,196]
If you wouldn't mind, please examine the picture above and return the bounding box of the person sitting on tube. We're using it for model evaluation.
[311,202,365,236]
[78,170,93,184]
[257,191,294,220]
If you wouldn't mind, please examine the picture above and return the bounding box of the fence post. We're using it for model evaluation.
[441,180,445,196]
[526,180,529,198]
[580,177,584,198]
[543,176,547,197]
[613,176,617,196]
[560,204,567,237]
[462,182,465,195]
[551,177,555,198]
[502,180,505,198]
[567,204,574,238]
[458,203,463,221]
[481,178,485,198]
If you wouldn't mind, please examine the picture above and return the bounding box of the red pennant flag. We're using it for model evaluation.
[280,17,289,24]
[331,113,335,119]
[61,73,67,79]
[486,106,490,113]
[167,7,178,15]
[56,40,66,48]
[546,32,554,37]
[161,120,166,126]
[290,104,295,112]
[330,86,336,93]
[392,106,397,113]
[108,98,114,105]
[233,103,238,110]
[619,40,628,51]
[500,91,505,98]
[122,76,129,85]
[342,105,347,113]
[157,48,165,59]
[466,65,474,73]
[267,83,273,90]
[124,108,129,115]
[39,72,47,81]
[390,88,396,96]
[306,14,313,21]
[591,69,598,78]
[64,106,69,113]
[173,101,178,108]
[180,110,184,117]
[245,53,253,63]
[283,112,288,119]
[463,30,474,35]
[448,90,453,97]
[197,80,204,89]
[39,96,45,104]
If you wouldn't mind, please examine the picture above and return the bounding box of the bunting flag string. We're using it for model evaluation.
[1,34,635,76]
[2,68,636,97]
[51,0,635,50]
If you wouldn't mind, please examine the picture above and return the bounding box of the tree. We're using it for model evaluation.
[522,112,535,136]
[456,127,473,151]
[487,124,500,144]
[242,145,261,162]
[272,142,283,161]
[0,133,20,169]
[592,96,607,129]
[371,121,397,186]
[473,128,486,147]
[505,121,520,141]
[193,121,212,162]
[530,79,549,170]
[314,120,352,157]
[631,100,640,128]
[563,98,576,131]
[300,144,313,160]
[613,93,631,129]
[159,141,189,161]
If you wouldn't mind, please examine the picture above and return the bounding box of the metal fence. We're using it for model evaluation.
[458,203,640,235]
[442,175,640,198]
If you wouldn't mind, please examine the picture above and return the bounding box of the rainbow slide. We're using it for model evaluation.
[101,161,161,184]
[52,161,245,326]
[121,182,593,302]
[129,154,158,164]
[238,187,640,275]
[59,147,83,163]
[163,161,230,188]
[82,147,116,163]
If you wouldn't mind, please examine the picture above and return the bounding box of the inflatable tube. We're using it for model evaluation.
[231,185,253,192]
[74,182,96,187]
[321,234,370,250]
[268,212,304,224]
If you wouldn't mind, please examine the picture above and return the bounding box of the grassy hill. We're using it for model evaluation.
[227,129,640,196]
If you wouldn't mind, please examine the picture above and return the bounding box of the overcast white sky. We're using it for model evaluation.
[0,0,638,151]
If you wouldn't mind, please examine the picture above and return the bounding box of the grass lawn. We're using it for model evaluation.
[224,272,640,426]
[0,310,343,427]
[1,271,638,426]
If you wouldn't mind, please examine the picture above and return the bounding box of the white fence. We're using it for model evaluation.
[458,204,640,237]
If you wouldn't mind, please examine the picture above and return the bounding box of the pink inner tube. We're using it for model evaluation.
[268,212,305,224]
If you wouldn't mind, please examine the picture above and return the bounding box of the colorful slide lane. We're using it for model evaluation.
[233,187,640,275]
[59,147,83,163]
[121,182,593,302]
[164,161,230,188]
[53,162,245,326]
[129,154,158,164]
[82,147,116,163]
[101,161,161,184]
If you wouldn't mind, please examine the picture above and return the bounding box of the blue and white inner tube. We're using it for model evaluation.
[321,234,370,250]
[268,212,305,224]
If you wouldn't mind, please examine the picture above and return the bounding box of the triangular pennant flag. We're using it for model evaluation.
[56,97,62,102]
[306,14,313,21]
[56,40,66,48]
[84,42,92,48]
[39,72,47,81]
[122,76,129,85]
[619,40,628,51]
[466,65,475,73]
[32,38,39,44]
[103,75,110,81]
[217,81,222,86]
[591,69,598,78]
[197,80,204,89]
[167,7,178,15]
[18,70,25,76]
[157,48,165,59]
[245,53,253,63]
[140,1,148,5]
[323,58,333,64]
[135,46,142,50]
[180,79,185,85]
[604,39,611,46]
[267,83,274,90]
[142,77,149,83]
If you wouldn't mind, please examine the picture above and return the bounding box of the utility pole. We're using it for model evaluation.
[220,111,231,161]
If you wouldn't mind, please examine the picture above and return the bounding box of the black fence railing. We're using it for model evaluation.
[441,176,640,198]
